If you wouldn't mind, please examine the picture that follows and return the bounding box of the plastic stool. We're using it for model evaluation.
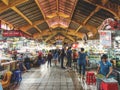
[100,81,118,90]
[86,71,96,85]
[25,63,31,70]
[13,70,22,84]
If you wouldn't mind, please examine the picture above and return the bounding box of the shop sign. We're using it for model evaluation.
[2,30,32,38]
[2,30,21,37]
[99,30,111,48]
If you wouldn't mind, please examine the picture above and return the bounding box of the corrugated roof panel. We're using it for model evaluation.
[27,27,39,34]
[37,22,49,31]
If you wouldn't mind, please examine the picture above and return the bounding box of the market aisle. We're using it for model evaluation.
[10,63,83,90]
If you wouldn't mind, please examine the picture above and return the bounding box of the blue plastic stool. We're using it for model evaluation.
[37,59,41,66]
[25,63,31,70]
[19,62,24,71]
[14,70,22,85]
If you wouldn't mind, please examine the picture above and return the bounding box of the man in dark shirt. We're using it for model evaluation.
[60,48,66,69]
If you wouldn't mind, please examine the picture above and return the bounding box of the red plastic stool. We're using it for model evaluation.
[100,81,118,90]
[86,71,96,85]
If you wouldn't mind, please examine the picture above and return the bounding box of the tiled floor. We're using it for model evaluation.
[10,63,83,90]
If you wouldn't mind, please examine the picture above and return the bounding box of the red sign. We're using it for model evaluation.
[2,30,21,37]
[2,30,32,38]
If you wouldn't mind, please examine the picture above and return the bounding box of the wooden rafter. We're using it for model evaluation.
[1,0,9,5]
[75,6,100,33]
[61,33,75,42]
[56,0,59,13]
[35,0,51,31]
[33,29,83,40]
[101,0,109,5]
[43,32,75,42]
[11,7,32,25]
[20,19,97,35]
[69,20,97,34]
[20,20,45,32]
[84,0,120,19]
[67,0,78,31]
[46,12,70,19]
[34,26,42,33]
[70,0,78,18]
[0,0,29,13]
[11,6,41,33]
[45,33,57,42]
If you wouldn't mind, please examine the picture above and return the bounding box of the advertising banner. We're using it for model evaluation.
[99,30,111,48]
[2,30,21,37]
[2,30,32,38]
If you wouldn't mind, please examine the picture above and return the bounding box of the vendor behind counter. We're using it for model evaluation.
[96,54,113,90]
[97,54,112,78]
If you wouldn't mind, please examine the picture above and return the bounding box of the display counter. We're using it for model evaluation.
[0,57,12,61]
[0,60,17,71]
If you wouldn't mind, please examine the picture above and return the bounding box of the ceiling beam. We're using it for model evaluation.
[62,33,75,42]
[67,29,83,39]
[44,32,75,43]
[70,0,78,18]
[35,0,46,19]
[33,29,83,40]
[101,0,109,5]
[48,40,55,44]
[34,26,42,33]
[0,0,29,13]
[46,12,70,19]
[67,0,78,31]
[11,6,32,25]
[1,0,9,6]
[20,20,44,32]
[35,0,51,31]
[20,18,97,35]
[75,6,100,33]
[84,0,119,19]
[45,33,57,42]
[72,20,97,35]
[33,29,50,39]
[11,6,42,33]
[56,0,58,13]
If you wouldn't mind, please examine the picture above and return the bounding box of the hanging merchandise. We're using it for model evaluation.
[98,18,120,31]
